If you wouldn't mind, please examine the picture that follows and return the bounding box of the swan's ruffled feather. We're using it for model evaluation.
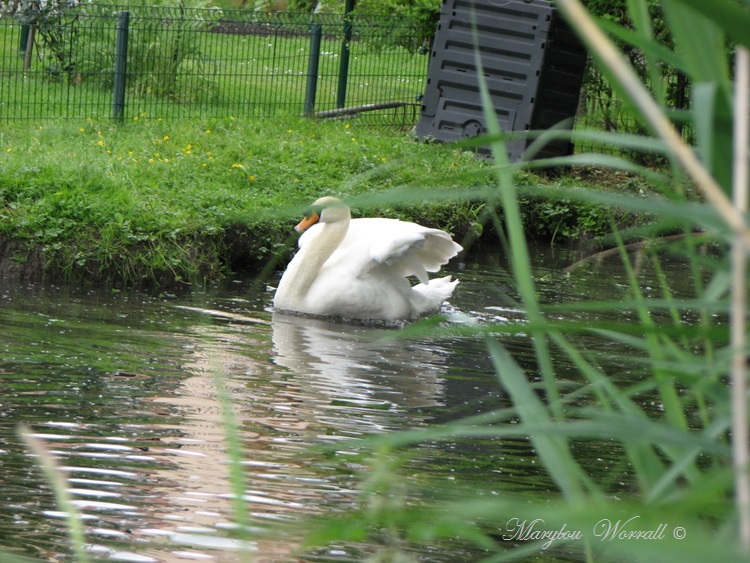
[301,218,460,285]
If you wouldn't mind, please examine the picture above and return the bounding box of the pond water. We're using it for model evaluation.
[0,243,699,562]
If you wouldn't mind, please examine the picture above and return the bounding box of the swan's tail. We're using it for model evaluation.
[412,275,459,317]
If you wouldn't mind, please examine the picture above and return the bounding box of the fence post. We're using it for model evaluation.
[112,10,130,121]
[336,0,355,108]
[304,23,322,117]
[22,26,35,71]
[19,24,29,55]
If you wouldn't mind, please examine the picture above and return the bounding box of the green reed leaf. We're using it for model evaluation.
[17,425,90,563]
[669,0,750,52]
[486,337,595,501]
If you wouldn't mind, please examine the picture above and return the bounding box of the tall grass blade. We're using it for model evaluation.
[485,337,592,501]
[662,0,733,191]
[669,0,750,50]
[625,0,665,104]
[661,1,732,90]
[595,17,683,70]
[470,10,561,420]
[731,45,750,551]
[17,424,90,563]
[611,227,691,447]
[646,415,731,503]
[213,362,254,561]
[547,332,671,494]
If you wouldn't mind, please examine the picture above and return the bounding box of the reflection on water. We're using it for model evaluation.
[0,244,697,561]
[271,313,446,412]
[0,277,486,561]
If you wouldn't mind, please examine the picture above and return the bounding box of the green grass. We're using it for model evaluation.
[0,118,479,284]
[0,116,658,286]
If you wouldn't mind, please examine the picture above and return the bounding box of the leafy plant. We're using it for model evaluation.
[125,3,223,102]
[2,0,85,81]
[351,0,440,51]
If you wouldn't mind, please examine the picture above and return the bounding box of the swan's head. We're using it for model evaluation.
[295,197,350,232]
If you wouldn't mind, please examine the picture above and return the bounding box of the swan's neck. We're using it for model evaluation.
[288,216,349,299]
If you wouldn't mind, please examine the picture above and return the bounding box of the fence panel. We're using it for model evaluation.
[572,64,692,157]
[0,4,430,126]
[0,6,118,121]
[1,3,692,149]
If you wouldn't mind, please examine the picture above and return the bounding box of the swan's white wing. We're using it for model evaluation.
[409,228,463,272]
[340,218,461,284]
[371,230,431,283]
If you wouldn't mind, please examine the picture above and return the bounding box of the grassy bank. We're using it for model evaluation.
[0,117,647,286]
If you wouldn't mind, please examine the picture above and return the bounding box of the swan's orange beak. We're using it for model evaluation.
[295,210,320,232]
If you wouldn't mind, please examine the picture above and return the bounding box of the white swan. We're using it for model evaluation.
[273,197,462,321]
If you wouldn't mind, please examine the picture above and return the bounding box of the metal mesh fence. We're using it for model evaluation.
[1,2,692,155]
[572,62,692,157]
[0,4,430,126]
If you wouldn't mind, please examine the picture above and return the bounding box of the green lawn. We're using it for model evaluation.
[0,117,494,285]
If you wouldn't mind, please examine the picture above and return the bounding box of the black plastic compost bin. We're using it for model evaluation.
[415,0,587,161]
